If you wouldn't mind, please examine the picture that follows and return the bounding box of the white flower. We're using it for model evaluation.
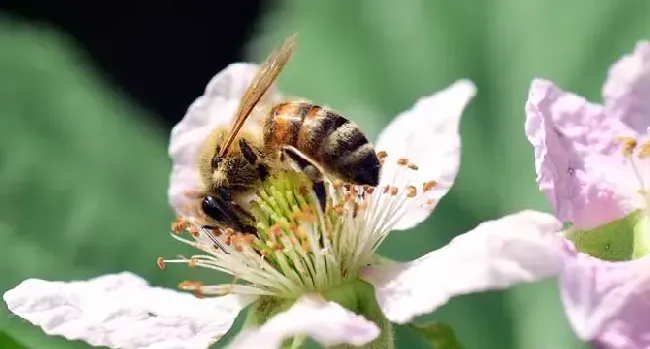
[3,64,562,349]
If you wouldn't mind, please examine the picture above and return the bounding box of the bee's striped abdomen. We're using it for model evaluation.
[265,101,380,186]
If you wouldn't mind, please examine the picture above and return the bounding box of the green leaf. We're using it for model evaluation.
[409,322,464,349]
[0,15,231,349]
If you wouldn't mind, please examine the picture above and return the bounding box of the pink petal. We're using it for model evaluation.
[225,294,379,349]
[603,41,650,133]
[560,254,650,349]
[2,272,255,349]
[525,79,632,230]
[360,210,569,324]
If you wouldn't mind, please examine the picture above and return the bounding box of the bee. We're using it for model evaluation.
[195,34,381,248]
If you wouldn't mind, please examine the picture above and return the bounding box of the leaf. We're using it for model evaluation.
[409,322,464,349]
[0,15,231,349]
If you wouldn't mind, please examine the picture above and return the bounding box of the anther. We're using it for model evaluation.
[377,150,388,160]
[189,258,198,267]
[382,185,390,194]
[638,141,650,159]
[619,137,638,157]
[156,257,165,270]
[406,186,417,198]
[407,162,419,170]
[171,218,189,234]
[423,180,437,192]
[365,186,375,194]
[389,187,398,196]
[397,158,409,166]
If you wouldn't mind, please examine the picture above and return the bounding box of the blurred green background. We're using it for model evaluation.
[1,1,649,348]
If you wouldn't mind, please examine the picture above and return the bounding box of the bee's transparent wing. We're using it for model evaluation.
[219,34,298,156]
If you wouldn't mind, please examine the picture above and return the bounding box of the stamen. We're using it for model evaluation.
[406,186,417,198]
[423,180,437,192]
[156,257,165,270]
[638,140,650,159]
[397,158,409,166]
[407,162,419,170]
[619,137,638,157]
[389,187,398,196]
[376,150,388,160]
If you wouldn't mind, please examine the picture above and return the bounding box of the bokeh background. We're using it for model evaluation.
[1,1,649,348]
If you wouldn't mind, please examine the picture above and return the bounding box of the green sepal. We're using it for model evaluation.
[408,322,464,349]
[563,209,642,261]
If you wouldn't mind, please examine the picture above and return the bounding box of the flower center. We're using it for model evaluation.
[158,150,434,299]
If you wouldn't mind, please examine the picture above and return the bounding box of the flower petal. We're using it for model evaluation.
[225,294,380,349]
[602,41,650,133]
[374,80,476,230]
[525,79,635,230]
[360,210,569,324]
[167,63,283,214]
[3,272,256,349]
[560,254,650,349]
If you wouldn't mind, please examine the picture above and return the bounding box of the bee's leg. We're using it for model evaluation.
[239,138,270,181]
[281,146,327,211]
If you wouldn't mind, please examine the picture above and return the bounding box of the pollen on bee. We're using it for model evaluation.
[397,158,409,166]
[389,186,399,196]
[156,257,165,270]
[406,186,417,198]
[423,180,437,192]
[618,137,638,157]
[407,162,419,170]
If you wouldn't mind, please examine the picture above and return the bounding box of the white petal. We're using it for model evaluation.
[3,272,256,349]
[225,294,380,349]
[167,63,283,214]
[360,210,569,324]
[374,80,476,230]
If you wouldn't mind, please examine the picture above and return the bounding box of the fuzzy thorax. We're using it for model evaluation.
[159,153,434,299]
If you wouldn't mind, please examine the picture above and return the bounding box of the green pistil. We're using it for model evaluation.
[246,170,342,289]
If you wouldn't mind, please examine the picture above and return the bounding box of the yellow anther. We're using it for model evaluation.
[188,258,199,267]
[407,162,419,170]
[638,140,650,159]
[423,180,437,192]
[406,186,417,198]
[156,257,165,270]
[397,158,409,166]
[619,137,638,157]
[389,187,398,196]
[377,150,388,160]
[382,185,390,194]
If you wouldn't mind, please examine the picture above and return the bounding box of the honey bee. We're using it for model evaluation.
[194,34,381,246]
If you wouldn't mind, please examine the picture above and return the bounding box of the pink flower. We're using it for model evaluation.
[525,41,650,349]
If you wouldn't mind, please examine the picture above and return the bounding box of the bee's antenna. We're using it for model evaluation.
[201,226,230,254]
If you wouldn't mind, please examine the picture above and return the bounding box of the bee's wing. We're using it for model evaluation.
[219,33,298,157]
